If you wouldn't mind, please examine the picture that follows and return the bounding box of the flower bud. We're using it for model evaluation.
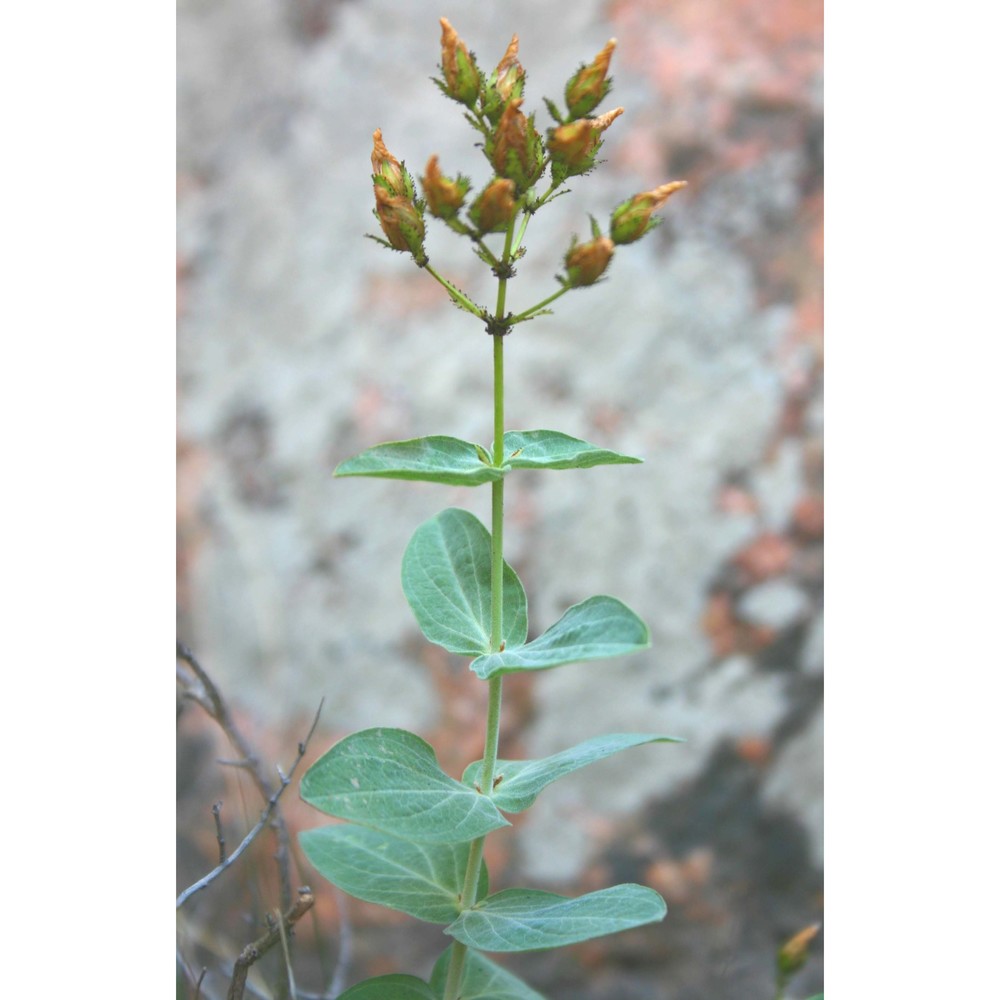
[494,35,525,104]
[564,234,614,287]
[488,99,544,192]
[371,128,406,196]
[482,35,526,123]
[468,177,517,233]
[373,183,426,263]
[609,181,687,244]
[438,17,480,108]
[547,107,623,180]
[777,924,820,977]
[421,155,469,220]
[565,38,616,119]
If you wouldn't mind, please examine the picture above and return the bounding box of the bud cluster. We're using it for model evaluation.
[367,19,686,311]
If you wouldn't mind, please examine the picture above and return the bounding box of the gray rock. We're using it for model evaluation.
[738,579,812,630]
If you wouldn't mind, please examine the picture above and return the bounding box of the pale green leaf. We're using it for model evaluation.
[430,946,547,999]
[300,824,487,924]
[301,728,509,843]
[334,436,503,487]
[501,430,641,471]
[446,884,666,952]
[470,596,649,680]
[402,508,528,656]
[336,974,436,1000]
[462,733,684,813]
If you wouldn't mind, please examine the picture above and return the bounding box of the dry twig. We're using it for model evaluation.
[227,888,315,1000]
[176,642,323,909]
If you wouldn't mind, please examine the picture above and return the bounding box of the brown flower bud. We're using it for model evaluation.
[494,35,525,105]
[371,128,405,196]
[777,924,820,977]
[373,183,426,262]
[610,181,687,244]
[489,99,544,192]
[565,38,616,118]
[420,155,468,220]
[564,234,614,287]
[547,107,623,180]
[439,17,480,108]
[468,177,517,233]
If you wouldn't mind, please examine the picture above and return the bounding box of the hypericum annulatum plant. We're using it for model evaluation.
[299,19,687,1000]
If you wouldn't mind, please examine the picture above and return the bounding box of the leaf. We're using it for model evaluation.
[462,733,684,813]
[334,436,503,487]
[301,728,509,843]
[336,974,436,1000]
[500,430,641,472]
[470,596,649,680]
[300,824,487,924]
[402,508,528,656]
[446,884,666,952]
[430,946,547,999]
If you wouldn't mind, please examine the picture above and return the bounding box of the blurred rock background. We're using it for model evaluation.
[177,1,823,997]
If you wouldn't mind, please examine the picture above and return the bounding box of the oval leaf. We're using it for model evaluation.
[335,436,503,487]
[446,884,666,952]
[501,430,641,471]
[301,728,509,843]
[430,946,547,999]
[336,974,436,1000]
[470,596,649,680]
[462,733,684,813]
[300,824,487,924]
[402,508,528,656]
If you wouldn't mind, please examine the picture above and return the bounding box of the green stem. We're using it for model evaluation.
[510,283,571,323]
[442,221,516,1000]
[424,263,484,316]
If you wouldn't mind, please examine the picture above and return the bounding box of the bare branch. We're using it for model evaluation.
[177,642,323,910]
[176,681,324,909]
[227,888,315,1000]
[212,801,226,865]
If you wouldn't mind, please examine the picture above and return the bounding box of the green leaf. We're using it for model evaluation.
[335,436,504,487]
[300,824,487,924]
[470,596,649,680]
[804,995,824,1000]
[402,508,528,656]
[446,884,666,952]
[500,430,641,471]
[336,974,436,1000]
[430,946,547,999]
[301,728,509,843]
[462,733,684,813]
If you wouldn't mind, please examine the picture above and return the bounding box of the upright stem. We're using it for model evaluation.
[442,219,517,1000]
